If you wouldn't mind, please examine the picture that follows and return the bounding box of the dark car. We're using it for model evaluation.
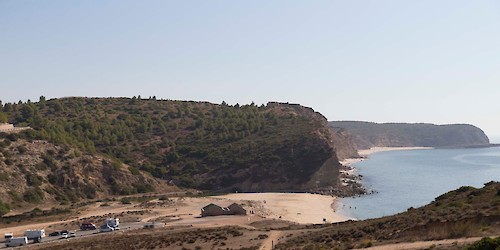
[60,230,69,235]
[49,231,61,237]
[80,223,97,231]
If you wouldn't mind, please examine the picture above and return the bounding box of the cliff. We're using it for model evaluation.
[330,121,490,149]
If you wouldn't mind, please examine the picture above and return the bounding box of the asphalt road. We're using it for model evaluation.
[2,222,146,248]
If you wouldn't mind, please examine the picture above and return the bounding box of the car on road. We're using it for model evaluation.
[99,225,115,233]
[49,231,61,237]
[80,222,97,230]
[69,231,76,238]
[60,233,68,239]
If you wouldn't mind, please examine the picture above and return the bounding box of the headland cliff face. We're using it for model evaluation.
[330,121,490,149]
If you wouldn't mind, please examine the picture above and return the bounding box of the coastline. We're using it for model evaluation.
[340,146,433,166]
[338,147,433,194]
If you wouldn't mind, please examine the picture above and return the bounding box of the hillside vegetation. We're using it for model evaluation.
[277,181,500,249]
[331,121,490,149]
[1,97,348,193]
[0,136,173,214]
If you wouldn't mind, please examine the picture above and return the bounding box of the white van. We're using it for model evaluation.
[4,233,13,242]
[5,237,28,247]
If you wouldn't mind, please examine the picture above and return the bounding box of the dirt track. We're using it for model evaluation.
[363,237,485,250]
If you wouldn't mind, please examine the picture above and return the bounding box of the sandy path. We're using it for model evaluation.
[363,237,485,250]
[260,230,282,250]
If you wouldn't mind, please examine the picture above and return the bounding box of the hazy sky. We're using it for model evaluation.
[1,1,499,138]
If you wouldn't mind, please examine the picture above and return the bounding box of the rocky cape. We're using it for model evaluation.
[330,121,490,150]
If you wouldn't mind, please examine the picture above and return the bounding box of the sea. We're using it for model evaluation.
[337,146,500,220]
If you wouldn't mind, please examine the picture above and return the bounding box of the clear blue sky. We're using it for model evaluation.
[1,1,499,138]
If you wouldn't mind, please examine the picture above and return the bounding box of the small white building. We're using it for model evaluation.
[0,123,14,131]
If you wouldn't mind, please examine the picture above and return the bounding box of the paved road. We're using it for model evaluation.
[2,222,145,248]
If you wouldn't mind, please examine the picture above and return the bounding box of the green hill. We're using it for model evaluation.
[1,97,352,193]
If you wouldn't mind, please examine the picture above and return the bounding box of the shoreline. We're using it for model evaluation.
[340,146,433,166]
[338,147,433,195]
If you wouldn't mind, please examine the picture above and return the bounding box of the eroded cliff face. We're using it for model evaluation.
[197,103,363,196]
[330,127,360,160]
[331,121,490,149]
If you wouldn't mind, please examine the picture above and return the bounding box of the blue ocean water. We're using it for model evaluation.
[338,147,500,220]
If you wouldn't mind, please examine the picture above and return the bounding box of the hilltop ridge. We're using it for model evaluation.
[330,121,490,149]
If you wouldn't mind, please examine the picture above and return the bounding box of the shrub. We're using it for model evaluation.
[465,237,500,250]
[0,199,10,216]
[128,166,140,175]
[120,197,132,204]
[17,145,27,154]
[23,187,44,203]
[26,173,43,187]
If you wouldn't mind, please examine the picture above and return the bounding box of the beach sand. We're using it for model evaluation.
[358,146,433,156]
[340,147,432,166]
[219,193,347,224]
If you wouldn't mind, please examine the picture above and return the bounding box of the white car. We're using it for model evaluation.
[60,233,68,239]
[69,231,76,238]
[99,225,114,233]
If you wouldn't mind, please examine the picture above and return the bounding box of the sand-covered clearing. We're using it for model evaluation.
[218,193,346,224]
[0,192,346,237]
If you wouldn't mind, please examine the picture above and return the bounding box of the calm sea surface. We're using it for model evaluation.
[338,147,500,220]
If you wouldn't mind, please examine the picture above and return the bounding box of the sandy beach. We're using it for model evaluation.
[219,193,347,224]
[340,146,433,166]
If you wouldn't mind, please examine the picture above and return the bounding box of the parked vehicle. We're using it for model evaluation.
[60,233,68,239]
[4,233,13,242]
[98,224,114,233]
[105,218,120,229]
[49,231,61,237]
[60,229,69,235]
[24,229,45,243]
[69,231,76,238]
[80,222,97,230]
[5,237,27,247]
